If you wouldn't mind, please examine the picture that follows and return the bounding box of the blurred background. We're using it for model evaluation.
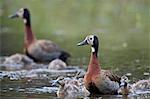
[0,0,149,77]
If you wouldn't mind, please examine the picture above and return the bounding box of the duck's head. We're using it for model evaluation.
[52,76,65,86]
[9,8,30,19]
[77,35,99,54]
[9,8,31,25]
[120,76,129,87]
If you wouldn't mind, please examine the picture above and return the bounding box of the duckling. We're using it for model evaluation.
[4,53,34,65]
[52,76,90,98]
[48,59,67,70]
[77,78,91,97]
[77,35,121,95]
[132,79,150,91]
[118,76,133,95]
[3,53,35,70]
[118,76,150,95]
[9,8,70,63]
[57,79,80,98]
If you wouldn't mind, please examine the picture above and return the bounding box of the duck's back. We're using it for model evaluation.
[26,40,70,62]
[96,70,120,94]
[37,40,59,52]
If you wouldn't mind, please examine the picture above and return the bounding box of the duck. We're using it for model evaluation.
[77,35,121,95]
[48,59,67,70]
[52,76,90,98]
[118,76,150,95]
[9,8,70,63]
[118,76,133,95]
[132,79,150,92]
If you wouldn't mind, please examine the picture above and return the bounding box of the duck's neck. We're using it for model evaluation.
[24,18,36,48]
[87,47,101,74]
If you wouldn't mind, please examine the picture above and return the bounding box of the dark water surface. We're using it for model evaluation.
[0,57,150,99]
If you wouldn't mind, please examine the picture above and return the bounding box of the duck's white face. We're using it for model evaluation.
[16,8,24,18]
[77,35,95,46]
[86,35,94,45]
[121,76,129,83]
[9,8,24,19]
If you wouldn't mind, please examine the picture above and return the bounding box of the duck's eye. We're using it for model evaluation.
[90,38,92,40]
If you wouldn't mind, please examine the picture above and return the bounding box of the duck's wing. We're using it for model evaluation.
[38,40,70,55]
[38,40,70,60]
[37,40,59,52]
[26,47,62,62]
[102,70,121,84]
[27,40,70,62]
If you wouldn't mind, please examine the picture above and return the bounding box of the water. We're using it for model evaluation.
[0,57,150,99]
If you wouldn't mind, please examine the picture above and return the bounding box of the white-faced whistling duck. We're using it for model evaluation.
[77,35,121,95]
[118,76,133,95]
[118,76,150,95]
[9,8,70,63]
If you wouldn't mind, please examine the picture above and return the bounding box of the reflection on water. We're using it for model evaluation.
[0,56,150,99]
[1,86,150,99]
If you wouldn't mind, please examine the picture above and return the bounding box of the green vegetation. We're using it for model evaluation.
[0,0,149,77]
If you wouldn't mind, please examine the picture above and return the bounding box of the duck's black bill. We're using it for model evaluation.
[77,39,88,46]
[8,13,18,19]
